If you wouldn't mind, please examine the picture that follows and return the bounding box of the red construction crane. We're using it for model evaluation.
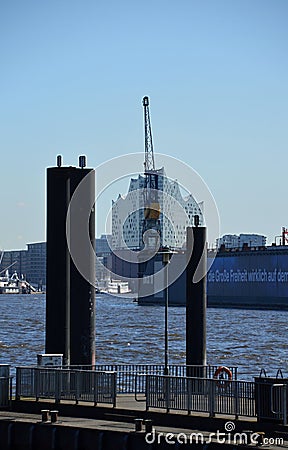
[282,227,288,245]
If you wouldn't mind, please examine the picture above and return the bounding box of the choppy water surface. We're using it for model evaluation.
[0,294,287,380]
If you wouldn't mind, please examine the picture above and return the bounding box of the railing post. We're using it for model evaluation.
[75,371,80,404]
[283,385,287,427]
[55,369,61,404]
[35,368,40,401]
[146,375,150,411]
[234,380,239,419]
[15,368,20,401]
[165,376,170,413]
[134,373,137,400]
[9,376,13,404]
[208,379,215,417]
[187,377,192,414]
[94,371,98,406]
[113,371,117,408]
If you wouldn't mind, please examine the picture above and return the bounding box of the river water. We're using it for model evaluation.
[0,294,287,380]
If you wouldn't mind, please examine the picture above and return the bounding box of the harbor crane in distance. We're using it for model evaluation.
[282,227,288,245]
[142,96,161,249]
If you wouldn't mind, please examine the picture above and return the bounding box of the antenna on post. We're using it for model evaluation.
[79,155,86,168]
[57,155,62,167]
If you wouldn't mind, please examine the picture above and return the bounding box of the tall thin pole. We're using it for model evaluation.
[163,252,170,375]
[64,177,70,366]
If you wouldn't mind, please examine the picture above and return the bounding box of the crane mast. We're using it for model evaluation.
[142,96,161,248]
[143,96,155,172]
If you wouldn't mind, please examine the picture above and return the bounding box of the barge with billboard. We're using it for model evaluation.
[207,245,288,309]
[134,244,288,310]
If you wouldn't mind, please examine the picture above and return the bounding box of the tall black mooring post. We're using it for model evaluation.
[186,225,207,375]
[46,157,95,366]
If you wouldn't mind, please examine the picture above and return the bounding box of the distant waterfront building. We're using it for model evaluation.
[0,242,46,285]
[0,250,27,278]
[216,234,267,249]
[26,242,47,285]
[1,237,114,287]
[96,234,112,283]
[96,234,112,255]
[111,167,204,250]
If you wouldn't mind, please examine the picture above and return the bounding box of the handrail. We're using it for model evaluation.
[134,373,146,402]
[16,367,117,406]
[16,364,238,395]
[259,368,267,377]
[276,369,284,379]
[145,374,255,418]
[270,383,287,426]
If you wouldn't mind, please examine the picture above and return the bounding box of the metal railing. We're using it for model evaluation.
[14,366,288,424]
[146,375,288,424]
[53,364,237,394]
[146,375,256,418]
[16,367,116,406]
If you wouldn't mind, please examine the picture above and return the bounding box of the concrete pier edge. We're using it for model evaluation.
[0,398,285,448]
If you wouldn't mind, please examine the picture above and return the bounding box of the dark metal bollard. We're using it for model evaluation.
[255,432,265,446]
[46,165,96,366]
[50,410,59,423]
[41,410,50,423]
[143,419,153,433]
[134,418,143,432]
[242,430,253,445]
[186,226,207,369]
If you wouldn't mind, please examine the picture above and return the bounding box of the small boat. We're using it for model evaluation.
[0,271,20,294]
[0,270,38,294]
[107,280,131,295]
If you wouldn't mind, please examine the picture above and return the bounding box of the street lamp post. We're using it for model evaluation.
[162,250,171,376]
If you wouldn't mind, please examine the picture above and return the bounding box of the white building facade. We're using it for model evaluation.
[111,167,204,250]
[216,234,267,249]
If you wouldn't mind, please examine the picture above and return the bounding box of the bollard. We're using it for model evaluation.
[242,430,252,445]
[134,418,143,432]
[143,419,153,433]
[50,410,59,423]
[41,410,50,423]
[46,165,96,366]
[255,432,265,446]
[186,226,207,369]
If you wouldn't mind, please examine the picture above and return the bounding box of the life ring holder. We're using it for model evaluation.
[213,366,233,388]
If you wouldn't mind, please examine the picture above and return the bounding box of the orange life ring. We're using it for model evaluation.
[213,366,233,387]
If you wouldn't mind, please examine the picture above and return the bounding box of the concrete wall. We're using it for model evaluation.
[0,419,253,449]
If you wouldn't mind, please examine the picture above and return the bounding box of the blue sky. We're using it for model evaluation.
[0,0,287,249]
